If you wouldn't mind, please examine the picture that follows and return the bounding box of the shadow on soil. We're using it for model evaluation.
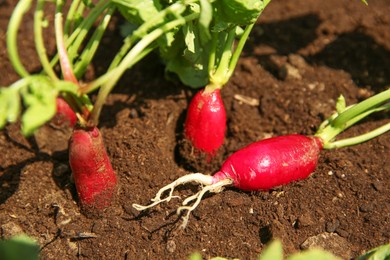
[251,14,390,91]
[306,30,390,91]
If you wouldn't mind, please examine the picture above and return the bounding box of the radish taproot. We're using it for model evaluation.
[68,126,117,215]
[133,89,390,228]
[184,88,226,157]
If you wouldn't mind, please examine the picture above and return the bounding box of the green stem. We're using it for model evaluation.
[49,0,110,68]
[332,88,390,127]
[209,28,236,88]
[88,13,199,124]
[208,23,255,90]
[107,1,188,72]
[55,0,78,83]
[315,88,390,148]
[64,0,81,36]
[35,0,59,81]
[66,0,111,63]
[73,5,115,78]
[227,23,255,80]
[324,122,390,149]
[6,0,32,77]
[207,32,218,77]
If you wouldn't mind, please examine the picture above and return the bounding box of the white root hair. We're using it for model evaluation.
[132,173,233,228]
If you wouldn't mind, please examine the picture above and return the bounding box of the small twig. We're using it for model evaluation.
[234,94,259,106]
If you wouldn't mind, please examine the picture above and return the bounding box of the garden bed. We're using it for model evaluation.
[0,0,389,259]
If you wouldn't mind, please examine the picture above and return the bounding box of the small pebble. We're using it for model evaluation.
[166,240,176,253]
[297,213,314,228]
[359,203,374,213]
[130,109,139,119]
[325,219,340,233]
[226,196,244,207]
[336,228,349,238]
[372,181,383,192]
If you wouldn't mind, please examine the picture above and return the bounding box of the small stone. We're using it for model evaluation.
[297,213,314,228]
[325,219,340,233]
[372,181,383,192]
[226,196,244,207]
[288,54,308,70]
[130,109,139,119]
[279,63,302,80]
[300,232,351,259]
[336,228,349,238]
[359,203,374,213]
[166,240,176,253]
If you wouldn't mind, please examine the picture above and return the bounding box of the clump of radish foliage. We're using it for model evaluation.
[0,0,208,216]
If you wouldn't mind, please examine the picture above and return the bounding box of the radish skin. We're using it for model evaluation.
[184,88,226,156]
[69,126,117,215]
[133,134,323,228]
[53,97,77,127]
[212,134,323,190]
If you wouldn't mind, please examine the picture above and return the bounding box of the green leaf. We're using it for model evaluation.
[0,235,40,260]
[165,53,209,88]
[215,0,265,25]
[287,248,341,260]
[0,87,21,129]
[113,0,162,26]
[198,0,212,44]
[82,0,95,8]
[356,243,390,260]
[258,240,284,260]
[20,78,57,136]
[336,95,346,114]
[189,252,202,260]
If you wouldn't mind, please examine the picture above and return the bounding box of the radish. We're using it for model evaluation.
[68,126,117,215]
[133,89,390,228]
[52,97,78,127]
[184,88,226,157]
[134,134,323,227]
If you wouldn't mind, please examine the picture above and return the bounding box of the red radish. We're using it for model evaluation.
[53,97,78,127]
[133,134,323,228]
[212,134,323,190]
[184,88,226,157]
[68,126,117,215]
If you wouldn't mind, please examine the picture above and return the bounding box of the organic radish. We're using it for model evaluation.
[133,89,390,228]
[184,88,226,157]
[53,97,78,127]
[134,134,323,227]
[68,126,117,215]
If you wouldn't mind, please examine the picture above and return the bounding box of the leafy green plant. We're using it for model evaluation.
[0,235,40,260]
[189,240,390,260]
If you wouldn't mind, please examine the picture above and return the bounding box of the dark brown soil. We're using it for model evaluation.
[1,0,389,259]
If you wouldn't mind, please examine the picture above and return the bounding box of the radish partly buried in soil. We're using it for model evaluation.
[183,88,226,158]
[68,126,117,216]
[133,89,390,228]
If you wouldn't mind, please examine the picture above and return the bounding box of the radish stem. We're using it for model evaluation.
[316,88,390,147]
[35,0,59,81]
[7,0,32,78]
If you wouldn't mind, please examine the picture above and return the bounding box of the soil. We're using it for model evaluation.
[1,0,389,259]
